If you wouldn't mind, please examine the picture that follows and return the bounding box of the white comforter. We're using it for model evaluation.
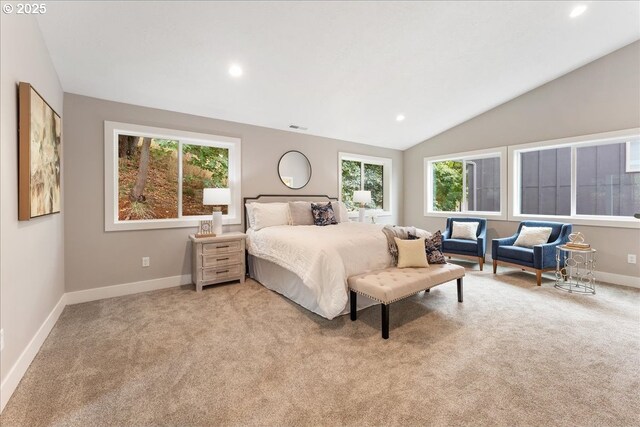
[247,223,392,319]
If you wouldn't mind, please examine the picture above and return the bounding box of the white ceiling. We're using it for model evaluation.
[37,1,640,150]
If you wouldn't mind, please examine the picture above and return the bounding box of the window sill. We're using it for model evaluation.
[423,210,507,221]
[347,210,392,219]
[509,214,640,229]
[105,216,241,232]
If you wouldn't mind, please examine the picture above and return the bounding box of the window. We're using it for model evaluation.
[511,130,640,225]
[105,121,241,231]
[519,147,571,216]
[424,148,507,219]
[339,153,392,213]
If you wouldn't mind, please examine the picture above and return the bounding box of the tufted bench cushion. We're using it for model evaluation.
[348,264,466,339]
[347,264,466,304]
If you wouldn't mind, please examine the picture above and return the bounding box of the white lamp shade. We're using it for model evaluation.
[203,188,230,205]
[353,190,372,204]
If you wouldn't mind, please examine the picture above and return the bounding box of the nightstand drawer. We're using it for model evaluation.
[202,240,242,255]
[202,264,243,282]
[202,252,243,268]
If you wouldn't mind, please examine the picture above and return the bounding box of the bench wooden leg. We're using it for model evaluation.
[457,277,463,303]
[350,290,357,321]
[381,304,389,339]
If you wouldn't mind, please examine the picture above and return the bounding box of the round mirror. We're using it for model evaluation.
[278,150,312,189]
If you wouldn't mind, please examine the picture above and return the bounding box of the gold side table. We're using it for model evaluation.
[555,245,596,295]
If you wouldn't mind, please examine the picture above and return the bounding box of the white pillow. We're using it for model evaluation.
[514,226,552,248]
[333,201,350,223]
[413,228,433,239]
[451,221,479,241]
[249,203,290,230]
[245,203,257,228]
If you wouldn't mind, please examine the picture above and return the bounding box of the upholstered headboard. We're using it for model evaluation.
[243,194,338,231]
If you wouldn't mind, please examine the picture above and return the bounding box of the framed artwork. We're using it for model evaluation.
[18,82,62,220]
[196,220,215,237]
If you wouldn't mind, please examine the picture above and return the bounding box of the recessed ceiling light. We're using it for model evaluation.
[570,5,587,18]
[228,64,243,78]
[396,114,405,122]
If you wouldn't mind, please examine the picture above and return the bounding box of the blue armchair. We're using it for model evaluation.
[442,217,488,271]
[492,221,572,286]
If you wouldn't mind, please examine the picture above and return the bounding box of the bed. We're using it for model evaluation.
[244,195,392,319]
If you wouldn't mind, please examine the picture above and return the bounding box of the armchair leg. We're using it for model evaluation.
[457,277,463,303]
[536,270,542,286]
[493,260,498,274]
[479,257,484,271]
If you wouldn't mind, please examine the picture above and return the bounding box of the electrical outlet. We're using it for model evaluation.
[142,257,150,267]
[1,329,4,352]
[628,254,637,264]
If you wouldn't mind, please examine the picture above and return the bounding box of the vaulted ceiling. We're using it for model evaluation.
[37,1,640,150]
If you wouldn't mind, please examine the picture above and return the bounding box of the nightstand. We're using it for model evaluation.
[189,232,247,292]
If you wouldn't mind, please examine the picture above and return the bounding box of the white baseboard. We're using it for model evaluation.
[65,274,192,305]
[1,274,193,413]
[0,294,66,413]
[595,271,640,288]
[459,256,638,288]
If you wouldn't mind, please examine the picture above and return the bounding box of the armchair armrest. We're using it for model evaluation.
[442,228,451,239]
[533,240,562,270]
[533,225,572,269]
[477,224,487,256]
[491,234,518,260]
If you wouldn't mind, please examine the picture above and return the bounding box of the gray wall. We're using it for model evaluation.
[404,41,640,279]
[0,15,65,389]
[63,94,403,292]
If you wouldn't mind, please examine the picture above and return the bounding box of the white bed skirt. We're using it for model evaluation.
[248,254,378,319]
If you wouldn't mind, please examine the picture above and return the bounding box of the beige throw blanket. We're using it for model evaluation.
[382,225,417,265]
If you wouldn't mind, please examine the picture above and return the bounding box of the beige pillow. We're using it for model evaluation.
[394,237,429,268]
[451,221,479,241]
[514,226,552,248]
[288,202,315,226]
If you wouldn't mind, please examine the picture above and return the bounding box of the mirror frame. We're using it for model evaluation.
[277,150,312,190]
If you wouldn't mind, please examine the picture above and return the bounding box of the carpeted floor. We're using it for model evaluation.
[1,267,639,427]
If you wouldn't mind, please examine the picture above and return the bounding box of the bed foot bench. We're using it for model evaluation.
[348,264,466,339]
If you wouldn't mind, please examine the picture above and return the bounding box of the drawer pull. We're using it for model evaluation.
[217,245,230,249]
[216,270,229,274]
[217,258,229,261]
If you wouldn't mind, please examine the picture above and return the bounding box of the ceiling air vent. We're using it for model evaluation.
[289,124,308,131]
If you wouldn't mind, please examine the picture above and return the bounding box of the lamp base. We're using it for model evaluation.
[358,207,366,223]
[212,211,223,235]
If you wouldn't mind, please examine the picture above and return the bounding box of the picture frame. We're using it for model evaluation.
[18,82,62,220]
[196,219,215,237]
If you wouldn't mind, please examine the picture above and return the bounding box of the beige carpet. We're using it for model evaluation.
[2,267,639,427]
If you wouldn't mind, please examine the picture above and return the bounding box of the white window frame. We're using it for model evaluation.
[423,147,507,220]
[338,152,393,216]
[104,121,241,232]
[509,128,640,229]
[626,140,640,173]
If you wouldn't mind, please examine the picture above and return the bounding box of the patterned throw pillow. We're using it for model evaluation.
[409,230,446,264]
[311,202,338,226]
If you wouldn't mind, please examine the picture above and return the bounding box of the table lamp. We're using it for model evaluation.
[203,188,230,235]
[353,190,371,223]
